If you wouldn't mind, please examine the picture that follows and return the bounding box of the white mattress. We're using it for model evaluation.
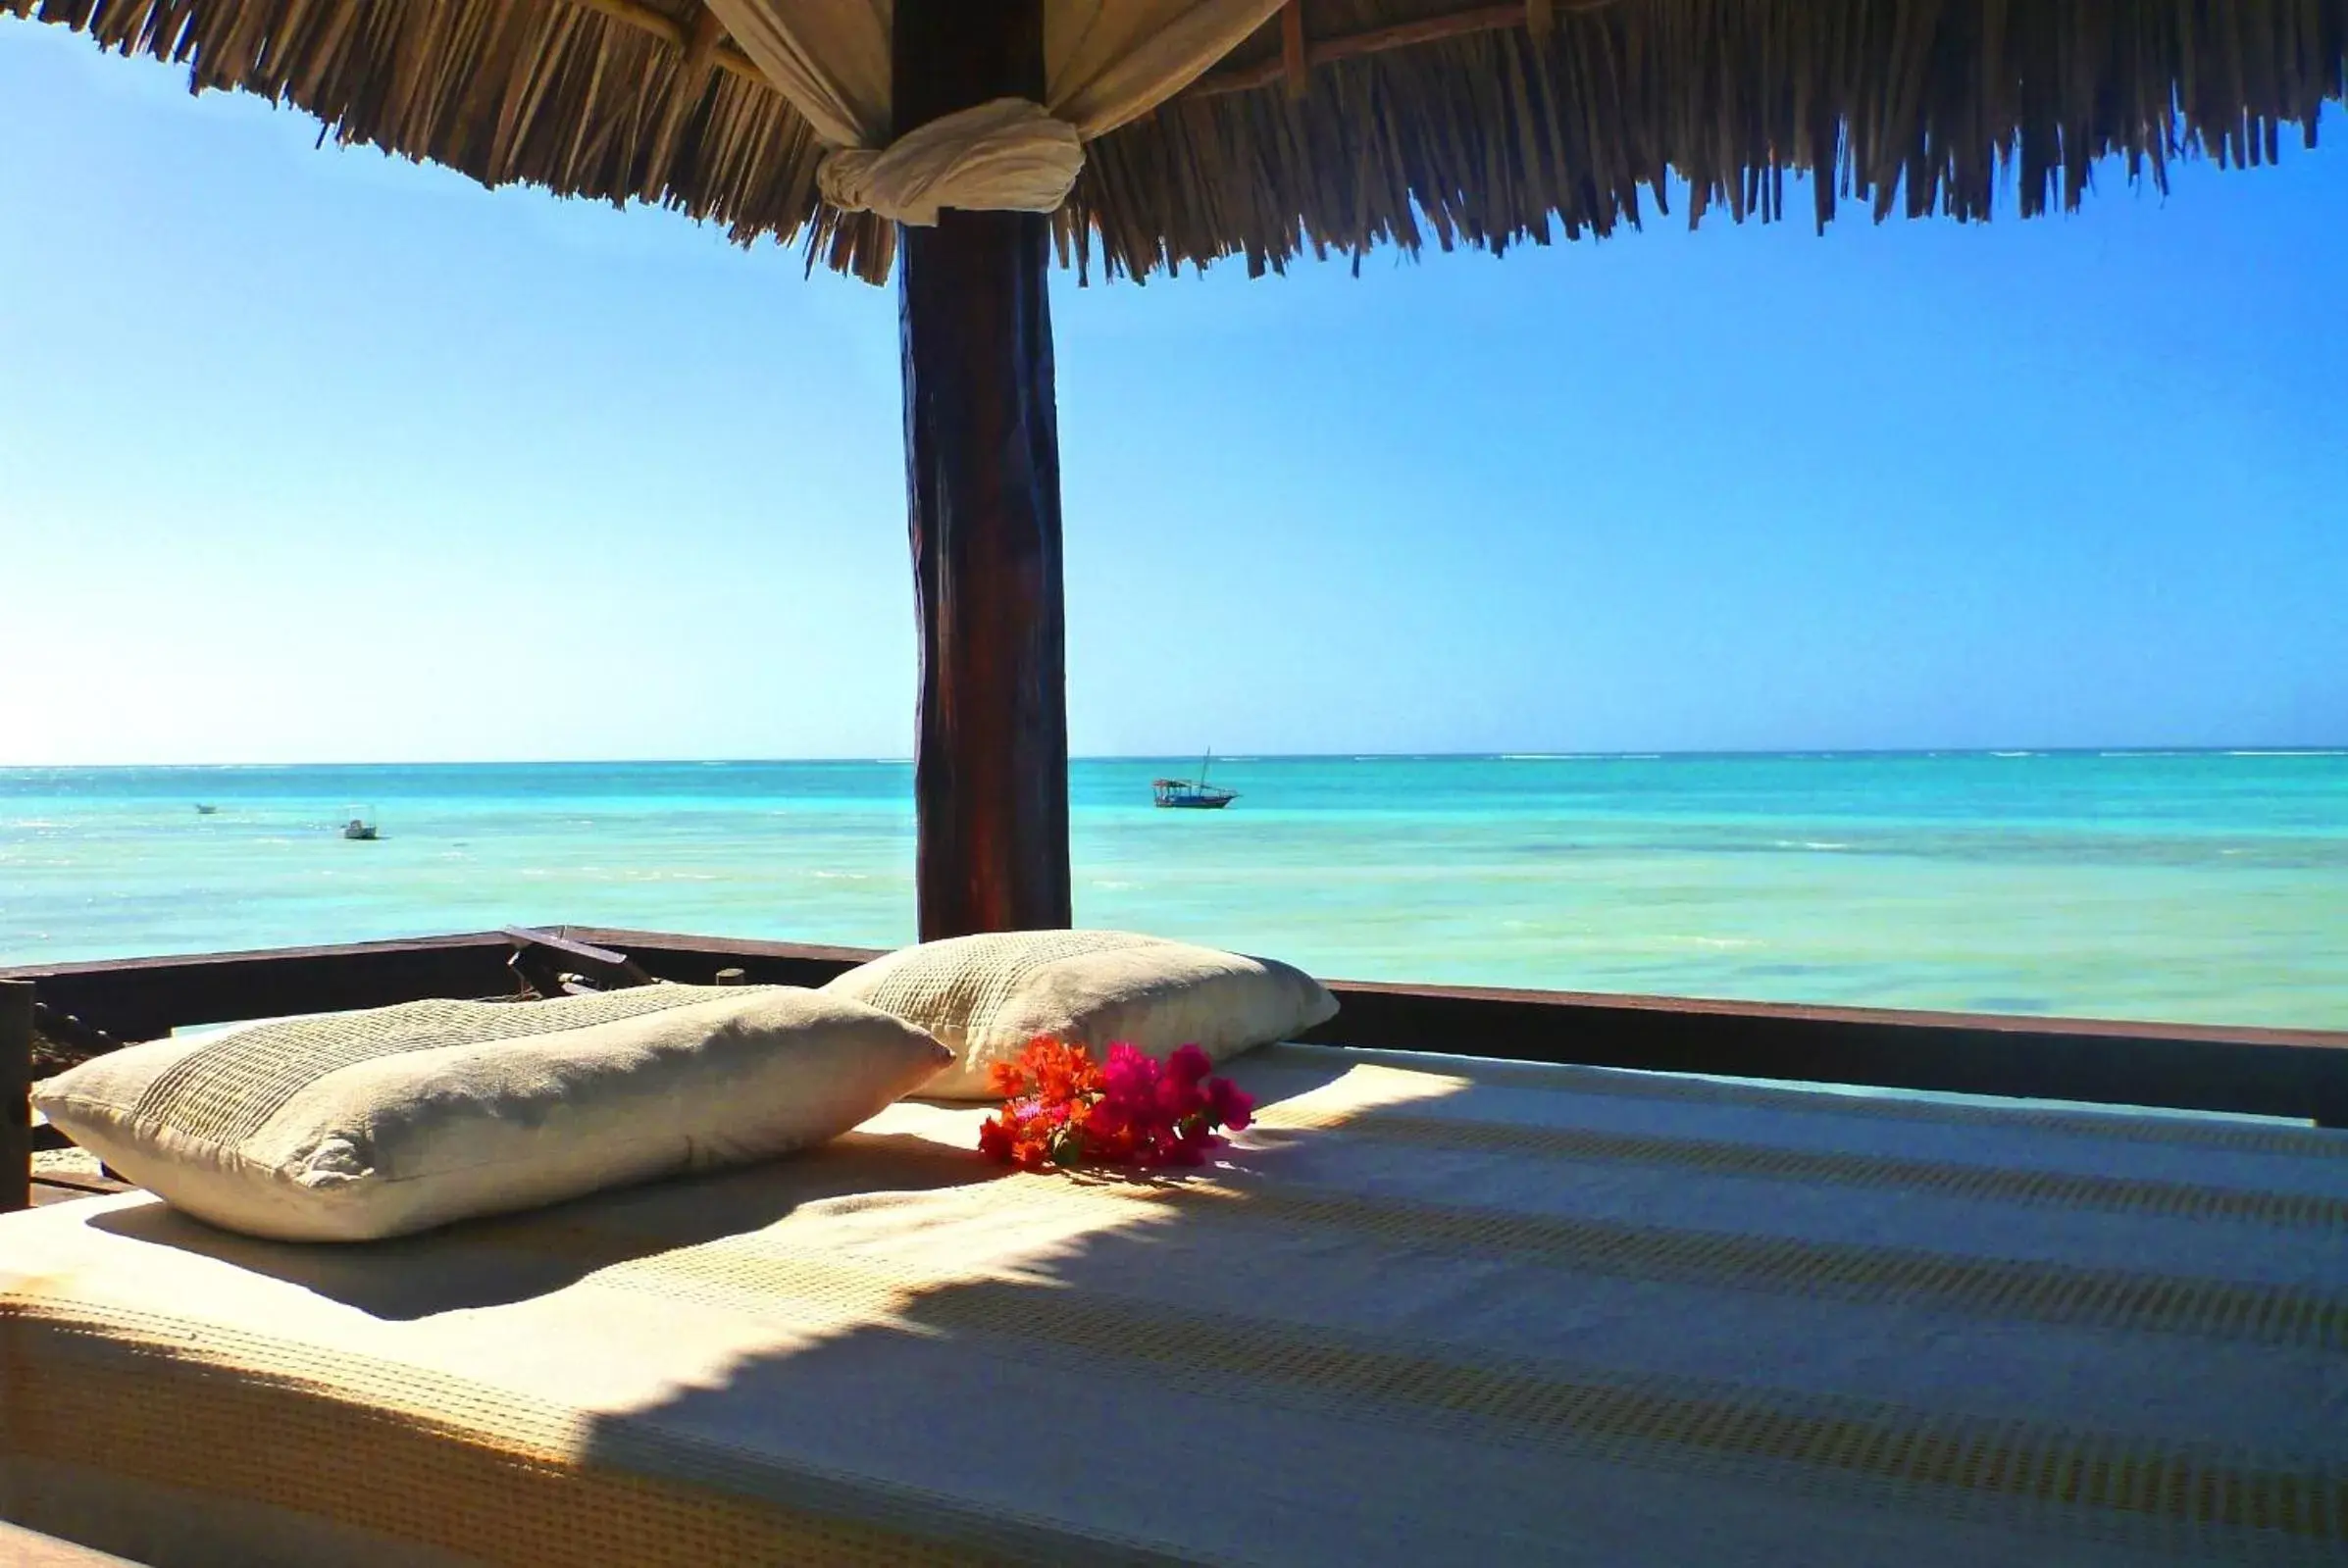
[5,1041,2346,1565]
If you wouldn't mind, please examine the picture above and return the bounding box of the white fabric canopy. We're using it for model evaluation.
[702,0,1285,224]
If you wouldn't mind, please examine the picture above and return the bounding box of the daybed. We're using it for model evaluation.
[7,1042,2344,1564]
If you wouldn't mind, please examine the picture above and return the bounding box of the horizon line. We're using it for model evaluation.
[5,745,2346,771]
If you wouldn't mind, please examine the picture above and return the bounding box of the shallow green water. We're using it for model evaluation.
[2,752,2342,1029]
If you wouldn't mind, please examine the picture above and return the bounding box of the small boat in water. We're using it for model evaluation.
[194,803,219,815]
[341,805,380,841]
[1152,751,1238,810]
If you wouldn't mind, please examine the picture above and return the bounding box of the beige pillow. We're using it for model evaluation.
[31,986,949,1242]
[823,930,1338,1100]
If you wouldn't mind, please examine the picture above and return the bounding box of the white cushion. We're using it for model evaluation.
[30,986,950,1242]
[823,930,1338,1100]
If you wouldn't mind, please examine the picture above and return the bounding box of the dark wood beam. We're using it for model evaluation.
[545,0,1594,117]
[8,930,2345,1125]
[1280,1,1309,97]
[1299,980,2348,1127]
[565,927,884,986]
[640,3,730,197]
[894,0,1073,939]
[3,933,519,1042]
[565,0,761,83]
[0,933,884,1041]
[3,981,29,1214]
[1189,2,1616,100]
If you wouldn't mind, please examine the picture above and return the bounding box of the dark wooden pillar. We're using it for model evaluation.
[3,981,31,1213]
[894,0,1072,939]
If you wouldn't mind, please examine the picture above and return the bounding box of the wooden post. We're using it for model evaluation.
[2,981,31,1213]
[894,0,1073,940]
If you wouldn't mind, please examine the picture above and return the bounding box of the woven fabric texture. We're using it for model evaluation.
[824,930,1337,1098]
[8,1043,2348,1564]
[33,987,950,1240]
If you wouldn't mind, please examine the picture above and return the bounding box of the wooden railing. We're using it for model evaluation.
[1305,978,2348,1126]
[8,927,2346,1210]
[2,981,29,1215]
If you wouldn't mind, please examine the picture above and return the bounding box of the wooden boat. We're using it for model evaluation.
[341,806,379,841]
[193,804,218,815]
[1152,751,1237,809]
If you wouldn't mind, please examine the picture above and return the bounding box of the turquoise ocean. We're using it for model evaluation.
[2,752,2342,1031]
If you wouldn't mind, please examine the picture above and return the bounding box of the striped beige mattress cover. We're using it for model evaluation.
[4,1042,2346,1566]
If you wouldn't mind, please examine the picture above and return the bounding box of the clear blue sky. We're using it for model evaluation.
[3,22,2343,764]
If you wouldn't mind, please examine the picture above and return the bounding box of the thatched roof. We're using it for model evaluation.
[12,0,2345,283]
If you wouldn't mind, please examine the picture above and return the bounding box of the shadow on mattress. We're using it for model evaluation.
[76,1046,1365,1322]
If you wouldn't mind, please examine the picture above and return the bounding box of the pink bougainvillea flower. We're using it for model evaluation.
[977,1037,1253,1175]
[1100,1042,1156,1102]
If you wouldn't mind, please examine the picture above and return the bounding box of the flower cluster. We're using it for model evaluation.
[978,1037,1254,1173]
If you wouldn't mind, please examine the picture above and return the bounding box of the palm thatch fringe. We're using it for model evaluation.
[10,0,2345,284]
[8,0,893,276]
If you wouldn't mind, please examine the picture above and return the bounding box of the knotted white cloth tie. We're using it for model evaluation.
[816,97,1085,227]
